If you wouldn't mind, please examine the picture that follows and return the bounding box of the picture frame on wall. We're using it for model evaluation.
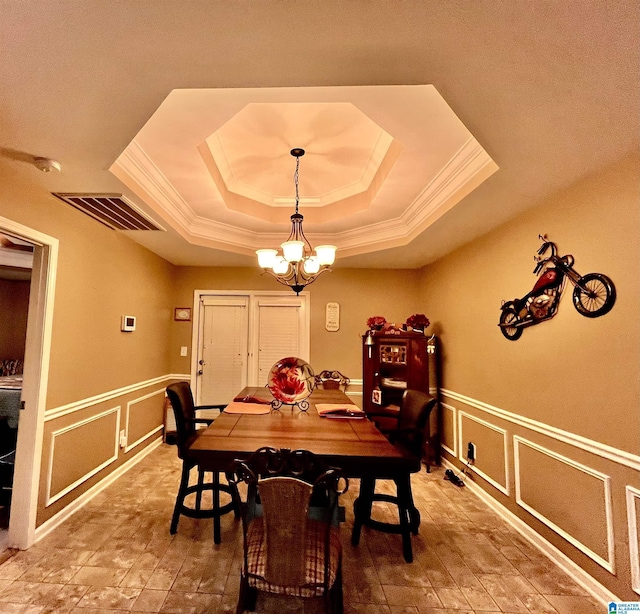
[174,307,191,321]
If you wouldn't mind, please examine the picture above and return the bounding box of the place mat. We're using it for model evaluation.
[316,403,366,419]
[224,401,272,415]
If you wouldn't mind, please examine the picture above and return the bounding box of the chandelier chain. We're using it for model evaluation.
[293,155,300,215]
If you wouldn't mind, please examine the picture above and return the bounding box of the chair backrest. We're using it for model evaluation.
[396,389,437,456]
[314,370,350,391]
[166,381,197,455]
[228,447,348,590]
[259,476,313,585]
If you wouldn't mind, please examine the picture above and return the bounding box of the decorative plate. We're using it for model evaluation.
[268,357,316,405]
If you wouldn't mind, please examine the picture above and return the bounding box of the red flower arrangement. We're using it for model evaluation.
[406,313,430,330]
[366,316,387,330]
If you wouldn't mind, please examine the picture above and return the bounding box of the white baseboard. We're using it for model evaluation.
[33,438,163,545]
[441,458,619,606]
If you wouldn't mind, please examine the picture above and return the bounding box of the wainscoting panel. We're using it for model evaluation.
[458,410,509,495]
[626,485,640,594]
[514,436,614,572]
[46,407,120,506]
[441,402,456,457]
[440,388,640,600]
[442,389,640,471]
[124,387,166,452]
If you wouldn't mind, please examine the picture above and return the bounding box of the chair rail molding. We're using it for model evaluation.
[45,374,190,421]
[442,389,640,470]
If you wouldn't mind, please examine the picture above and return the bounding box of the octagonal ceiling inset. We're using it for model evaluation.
[111,85,498,259]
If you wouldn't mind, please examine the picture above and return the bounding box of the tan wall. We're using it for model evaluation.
[418,152,640,599]
[2,151,638,598]
[169,266,425,381]
[0,161,175,526]
[0,279,30,360]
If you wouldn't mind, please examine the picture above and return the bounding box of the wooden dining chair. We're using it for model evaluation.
[314,370,350,392]
[352,389,436,562]
[227,447,348,614]
[165,381,239,543]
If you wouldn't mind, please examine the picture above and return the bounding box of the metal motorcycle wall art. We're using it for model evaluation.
[498,235,616,340]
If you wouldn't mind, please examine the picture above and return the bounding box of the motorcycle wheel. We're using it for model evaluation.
[499,308,523,340]
[572,273,616,318]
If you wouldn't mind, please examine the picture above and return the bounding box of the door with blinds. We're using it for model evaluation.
[195,292,309,406]
[197,296,249,406]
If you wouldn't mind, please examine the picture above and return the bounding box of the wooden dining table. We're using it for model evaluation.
[188,386,421,561]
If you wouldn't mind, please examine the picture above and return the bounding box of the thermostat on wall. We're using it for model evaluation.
[121,315,136,332]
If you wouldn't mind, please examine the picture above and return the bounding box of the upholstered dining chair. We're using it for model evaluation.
[314,370,350,392]
[227,447,348,614]
[352,389,436,562]
[165,381,239,543]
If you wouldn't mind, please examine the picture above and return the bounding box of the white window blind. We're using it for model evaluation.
[257,304,301,386]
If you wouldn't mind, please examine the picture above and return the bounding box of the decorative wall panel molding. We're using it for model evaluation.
[36,439,162,543]
[124,388,166,453]
[46,407,120,506]
[458,410,509,495]
[514,436,615,573]
[442,457,619,606]
[441,401,456,457]
[626,485,640,594]
[442,389,640,470]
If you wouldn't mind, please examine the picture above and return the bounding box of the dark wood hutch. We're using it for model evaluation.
[362,329,441,466]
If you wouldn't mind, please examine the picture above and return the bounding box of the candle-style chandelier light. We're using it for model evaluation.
[256,148,336,294]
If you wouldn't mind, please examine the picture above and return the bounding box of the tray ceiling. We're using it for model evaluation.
[111,85,497,259]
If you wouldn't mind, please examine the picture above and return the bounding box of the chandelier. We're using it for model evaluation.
[256,148,336,294]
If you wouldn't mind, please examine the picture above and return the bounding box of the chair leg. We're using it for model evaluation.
[330,557,344,614]
[196,468,205,510]
[351,477,375,546]
[395,475,418,563]
[230,479,241,519]
[170,461,191,534]
[212,471,222,544]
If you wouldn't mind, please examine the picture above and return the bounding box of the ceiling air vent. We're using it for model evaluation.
[52,193,164,231]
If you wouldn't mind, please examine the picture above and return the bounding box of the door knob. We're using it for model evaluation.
[198,370,203,375]
[199,359,206,365]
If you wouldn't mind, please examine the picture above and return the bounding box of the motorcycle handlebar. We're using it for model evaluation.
[537,239,557,258]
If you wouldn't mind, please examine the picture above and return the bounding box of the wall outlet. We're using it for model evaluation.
[467,442,476,462]
[119,429,127,448]
[180,346,188,357]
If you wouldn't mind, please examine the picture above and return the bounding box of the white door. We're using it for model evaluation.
[194,292,309,405]
[197,297,249,406]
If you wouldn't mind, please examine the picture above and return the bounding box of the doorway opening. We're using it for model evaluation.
[0,233,33,534]
[0,216,58,551]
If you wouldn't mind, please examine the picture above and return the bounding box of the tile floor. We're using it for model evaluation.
[0,444,603,613]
